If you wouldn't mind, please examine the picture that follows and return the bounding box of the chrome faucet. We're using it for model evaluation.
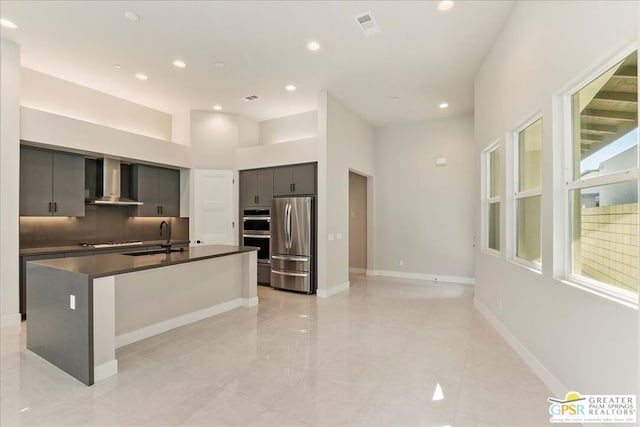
[159,220,172,253]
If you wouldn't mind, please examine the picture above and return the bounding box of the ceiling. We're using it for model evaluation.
[0,1,514,126]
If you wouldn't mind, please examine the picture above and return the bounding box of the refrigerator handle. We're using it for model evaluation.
[284,202,291,249]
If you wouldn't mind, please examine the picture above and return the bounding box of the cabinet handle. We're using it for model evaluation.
[157,206,160,214]
[160,206,163,215]
[54,202,57,213]
[292,183,296,192]
[255,195,258,204]
[290,183,293,192]
[48,202,52,213]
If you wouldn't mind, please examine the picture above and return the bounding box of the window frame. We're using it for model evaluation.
[558,44,639,308]
[483,141,502,256]
[511,115,543,271]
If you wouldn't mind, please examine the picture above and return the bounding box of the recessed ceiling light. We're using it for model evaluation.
[307,41,320,51]
[285,84,297,92]
[214,62,225,68]
[392,97,400,102]
[438,1,454,11]
[439,102,449,109]
[173,60,186,68]
[0,18,18,29]
[135,73,148,80]
[113,64,121,69]
[124,10,140,21]
[213,105,222,111]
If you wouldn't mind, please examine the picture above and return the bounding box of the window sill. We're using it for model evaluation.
[557,276,638,310]
[509,257,542,275]
[482,248,501,258]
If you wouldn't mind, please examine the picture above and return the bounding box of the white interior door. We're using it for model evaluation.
[192,169,236,246]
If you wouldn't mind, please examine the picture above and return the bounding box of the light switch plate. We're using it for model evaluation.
[328,234,335,241]
[336,233,342,240]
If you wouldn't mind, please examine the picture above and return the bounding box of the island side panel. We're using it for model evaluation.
[92,276,117,381]
[114,253,246,347]
[26,263,93,385]
[242,251,258,305]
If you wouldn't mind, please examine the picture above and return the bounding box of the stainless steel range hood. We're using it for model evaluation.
[88,157,143,206]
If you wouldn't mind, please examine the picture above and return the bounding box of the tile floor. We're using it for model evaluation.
[1,275,552,426]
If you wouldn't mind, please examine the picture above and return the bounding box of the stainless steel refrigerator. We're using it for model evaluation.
[271,197,315,294]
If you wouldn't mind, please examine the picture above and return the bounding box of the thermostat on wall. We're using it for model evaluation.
[434,157,447,167]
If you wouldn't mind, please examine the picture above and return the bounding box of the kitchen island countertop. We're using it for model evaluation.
[28,244,258,278]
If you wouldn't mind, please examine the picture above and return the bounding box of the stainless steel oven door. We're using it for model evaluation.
[242,234,271,264]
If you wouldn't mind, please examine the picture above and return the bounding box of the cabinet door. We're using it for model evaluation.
[240,170,258,207]
[131,165,160,216]
[52,152,85,217]
[256,169,274,207]
[291,164,315,195]
[158,167,180,216]
[273,167,293,196]
[20,147,53,216]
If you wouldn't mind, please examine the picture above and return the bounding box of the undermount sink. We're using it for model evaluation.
[125,248,186,256]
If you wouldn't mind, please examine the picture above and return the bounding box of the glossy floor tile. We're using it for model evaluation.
[1,275,553,426]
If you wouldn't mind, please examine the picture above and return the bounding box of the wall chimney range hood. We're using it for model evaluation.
[88,158,143,206]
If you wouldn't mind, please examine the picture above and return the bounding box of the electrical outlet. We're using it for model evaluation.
[499,299,503,312]
[399,260,404,266]
[70,295,76,310]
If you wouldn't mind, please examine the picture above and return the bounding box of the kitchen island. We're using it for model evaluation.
[26,245,258,385]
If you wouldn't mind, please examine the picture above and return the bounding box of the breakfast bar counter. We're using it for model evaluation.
[26,245,258,385]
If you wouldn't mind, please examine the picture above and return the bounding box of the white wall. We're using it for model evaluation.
[21,107,190,168]
[190,111,238,169]
[238,115,259,148]
[259,110,317,145]
[319,93,375,294]
[474,0,638,395]
[0,39,21,328]
[21,68,172,141]
[375,114,475,281]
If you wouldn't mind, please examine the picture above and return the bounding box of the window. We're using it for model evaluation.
[514,118,542,266]
[485,144,501,253]
[566,49,638,302]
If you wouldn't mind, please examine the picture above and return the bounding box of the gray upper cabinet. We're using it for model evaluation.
[273,164,316,196]
[131,164,180,217]
[240,170,258,207]
[240,169,273,207]
[20,146,85,217]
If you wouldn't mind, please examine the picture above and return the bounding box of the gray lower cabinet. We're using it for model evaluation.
[131,165,180,217]
[240,169,274,207]
[20,253,65,319]
[20,146,85,217]
[257,264,271,285]
[273,163,316,196]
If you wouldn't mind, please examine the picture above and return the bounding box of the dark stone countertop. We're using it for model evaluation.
[27,245,258,278]
[20,240,191,256]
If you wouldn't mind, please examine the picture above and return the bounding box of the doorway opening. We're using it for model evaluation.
[349,171,368,275]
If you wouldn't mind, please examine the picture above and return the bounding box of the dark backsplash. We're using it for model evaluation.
[20,205,189,248]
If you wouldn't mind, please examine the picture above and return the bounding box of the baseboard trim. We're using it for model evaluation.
[0,313,22,330]
[349,267,366,274]
[94,359,118,382]
[115,298,247,348]
[366,269,475,285]
[317,281,350,298]
[473,297,567,398]
[242,296,259,307]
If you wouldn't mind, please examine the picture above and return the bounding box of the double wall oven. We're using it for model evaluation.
[242,209,271,283]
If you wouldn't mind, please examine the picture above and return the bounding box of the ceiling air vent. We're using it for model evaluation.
[355,12,380,37]
[243,95,259,102]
